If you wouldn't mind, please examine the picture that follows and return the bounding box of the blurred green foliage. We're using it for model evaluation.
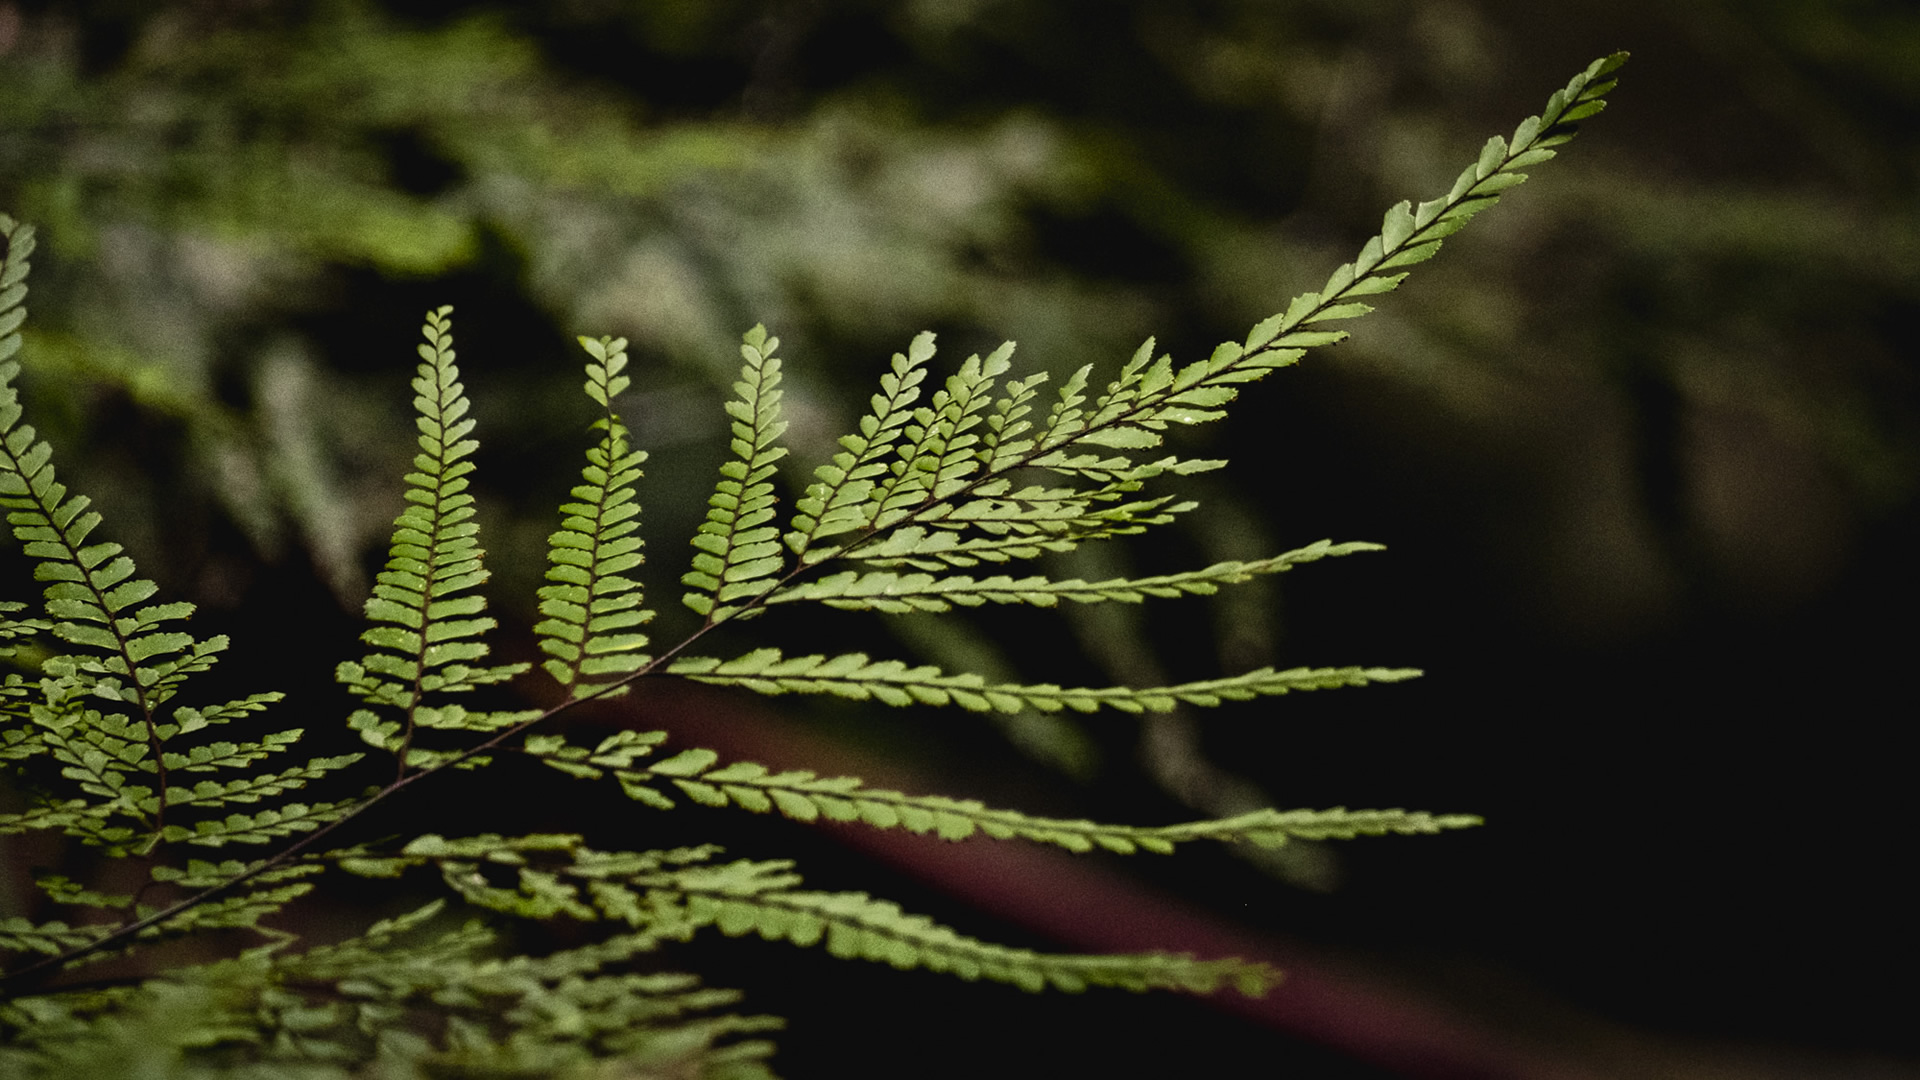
[1,1,1916,1073]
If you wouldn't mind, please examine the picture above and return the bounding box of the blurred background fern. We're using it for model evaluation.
[1,2,1913,1077]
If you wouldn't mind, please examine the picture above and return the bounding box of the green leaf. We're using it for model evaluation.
[682,326,791,619]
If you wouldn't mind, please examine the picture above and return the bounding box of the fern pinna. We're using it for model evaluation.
[0,54,1627,1078]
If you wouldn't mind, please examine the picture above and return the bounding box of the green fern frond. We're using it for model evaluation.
[861,341,1016,532]
[536,335,654,699]
[0,920,112,958]
[681,889,1274,995]
[337,306,529,767]
[845,495,1195,570]
[0,52,1629,1074]
[522,732,1478,855]
[160,757,361,811]
[682,324,791,621]
[764,538,1379,613]
[0,801,107,839]
[744,55,1628,600]
[264,901,778,1078]
[0,216,324,856]
[786,332,936,562]
[158,800,362,847]
[669,648,1418,713]
[132,880,317,937]
[2,897,777,1080]
[0,217,28,368]
[162,726,301,773]
[334,833,1272,998]
[31,874,132,913]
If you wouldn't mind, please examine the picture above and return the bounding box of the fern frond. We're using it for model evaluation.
[0,216,28,368]
[161,726,303,773]
[131,880,317,937]
[669,648,1417,713]
[1024,53,1630,454]
[0,219,326,852]
[31,874,132,914]
[742,55,1629,599]
[845,495,1195,569]
[159,799,362,847]
[536,335,654,699]
[860,341,1015,532]
[334,834,1272,998]
[160,757,361,810]
[0,800,107,838]
[2,897,771,1080]
[0,919,113,958]
[0,53,1626,1071]
[764,538,1379,613]
[681,325,791,622]
[261,901,779,1078]
[337,306,528,767]
[521,732,1478,855]
[786,332,936,562]
[681,889,1274,995]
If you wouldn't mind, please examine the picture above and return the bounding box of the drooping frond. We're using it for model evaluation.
[535,335,654,699]
[763,538,1379,613]
[336,306,531,768]
[667,649,1418,713]
[331,833,1274,998]
[681,325,790,622]
[520,731,1480,855]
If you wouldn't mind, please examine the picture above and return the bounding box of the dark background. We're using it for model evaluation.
[1,1,1914,1077]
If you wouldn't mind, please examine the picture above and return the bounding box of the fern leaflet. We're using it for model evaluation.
[763,538,1379,613]
[668,648,1417,713]
[536,335,655,699]
[335,306,532,769]
[522,731,1480,855]
[682,324,791,622]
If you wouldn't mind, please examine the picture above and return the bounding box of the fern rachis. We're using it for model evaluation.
[0,53,1626,1078]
